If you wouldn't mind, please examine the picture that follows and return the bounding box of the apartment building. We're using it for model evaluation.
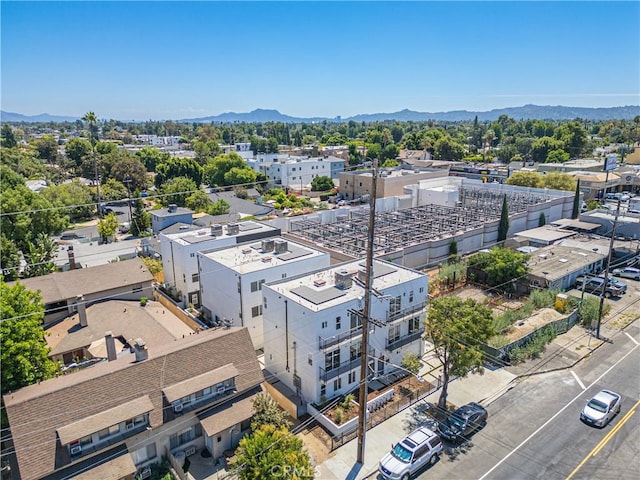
[262,260,428,408]
[247,154,345,188]
[198,237,330,350]
[160,221,280,306]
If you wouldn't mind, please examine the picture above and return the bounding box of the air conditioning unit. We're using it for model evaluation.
[184,446,197,456]
[70,445,82,455]
[216,385,226,394]
[139,467,152,479]
[126,422,135,430]
[173,403,183,413]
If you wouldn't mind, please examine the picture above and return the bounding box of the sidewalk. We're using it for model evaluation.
[315,321,618,480]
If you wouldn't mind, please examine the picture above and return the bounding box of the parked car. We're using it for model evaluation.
[378,426,443,480]
[60,232,86,240]
[596,274,627,293]
[575,276,625,298]
[580,390,621,427]
[437,402,488,443]
[611,267,640,281]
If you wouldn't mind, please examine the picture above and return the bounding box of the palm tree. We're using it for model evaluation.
[82,112,101,216]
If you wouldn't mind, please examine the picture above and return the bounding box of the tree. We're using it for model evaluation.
[433,136,466,161]
[97,212,119,242]
[100,178,129,202]
[202,152,247,186]
[539,212,546,227]
[425,296,494,408]
[449,238,458,257]
[231,424,313,480]
[0,234,21,281]
[546,148,570,163]
[155,157,203,188]
[135,146,171,172]
[401,352,421,376]
[1,124,17,148]
[310,176,335,192]
[185,189,211,213]
[251,392,291,431]
[0,147,45,179]
[23,232,58,278]
[572,179,581,219]
[41,180,94,220]
[130,199,151,236]
[82,111,99,145]
[207,198,230,215]
[160,176,198,207]
[467,247,528,290]
[543,172,576,192]
[497,195,509,242]
[224,166,257,186]
[32,135,59,163]
[110,156,149,192]
[1,280,59,394]
[506,171,544,188]
[65,137,93,169]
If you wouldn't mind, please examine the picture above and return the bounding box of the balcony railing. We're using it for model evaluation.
[318,357,363,383]
[386,330,425,351]
[318,327,363,350]
[387,302,427,323]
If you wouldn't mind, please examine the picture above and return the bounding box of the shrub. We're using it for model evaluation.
[140,297,148,306]
[334,407,343,425]
[579,296,610,328]
[507,325,557,364]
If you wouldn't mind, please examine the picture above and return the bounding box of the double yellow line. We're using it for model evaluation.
[565,399,640,480]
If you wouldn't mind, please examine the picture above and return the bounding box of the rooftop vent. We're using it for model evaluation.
[335,270,354,289]
[273,239,288,254]
[313,279,327,287]
[241,248,252,254]
[262,256,272,263]
[76,295,87,328]
[227,223,240,236]
[261,239,275,252]
[168,204,178,213]
[210,224,223,237]
[105,331,117,362]
[133,338,148,362]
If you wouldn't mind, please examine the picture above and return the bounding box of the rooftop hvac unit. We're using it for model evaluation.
[335,270,354,289]
[210,224,223,236]
[273,239,288,254]
[139,467,152,479]
[261,239,275,252]
[70,445,82,455]
[227,223,240,235]
[167,204,178,213]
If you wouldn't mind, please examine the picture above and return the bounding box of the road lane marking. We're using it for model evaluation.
[477,343,640,480]
[571,370,586,390]
[565,399,640,480]
[624,332,639,345]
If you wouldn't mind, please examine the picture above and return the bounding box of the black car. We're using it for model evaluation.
[438,402,488,442]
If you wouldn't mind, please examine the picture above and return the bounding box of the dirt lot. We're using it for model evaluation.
[502,307,565,341]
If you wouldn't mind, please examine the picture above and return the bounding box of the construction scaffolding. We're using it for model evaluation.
[290,187,553,258]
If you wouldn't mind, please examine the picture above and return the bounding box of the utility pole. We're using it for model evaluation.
[94,150,102,218]
[123,177,134,223]
[356,158,378,465]
[596,198,621,339]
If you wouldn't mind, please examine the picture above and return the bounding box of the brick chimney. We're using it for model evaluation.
[68,246,76,270]
[105,331,117,362]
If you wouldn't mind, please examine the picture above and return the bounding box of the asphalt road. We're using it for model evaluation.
[416,322,640,480]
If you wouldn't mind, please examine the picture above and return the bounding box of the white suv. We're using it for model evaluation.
[379,426,443,480]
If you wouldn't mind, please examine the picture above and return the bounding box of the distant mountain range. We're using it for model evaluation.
[2,105,639,124]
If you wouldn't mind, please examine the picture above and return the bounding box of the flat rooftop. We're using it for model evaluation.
[163,220,279,246]
[200,238,327,274]
[264,260,426,312]
[527,245,606,282]
[513,226,577,243]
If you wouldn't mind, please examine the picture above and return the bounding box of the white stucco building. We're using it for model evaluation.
[160,221,280,306]
[198,238,330,350]
[247,154,345,188]
[262,260,428,406]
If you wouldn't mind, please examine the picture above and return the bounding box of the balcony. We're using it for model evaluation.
[318,357,363,383]
[318,327,363,350]
[387,302,426,323]
[386,330,424,351]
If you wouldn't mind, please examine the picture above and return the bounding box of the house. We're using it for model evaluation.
[526,244,606,291]
[44,299,194,365]
[262,260,428,414]
[151,204,193,234]
[206,190,274,219]
[198,237,330,350]
[247,154,345,189]
[160,221,280,306]
[3,327,264,480]
[9,258,154,325]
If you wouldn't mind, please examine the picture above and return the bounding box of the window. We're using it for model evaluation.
[182,274,186,283]
[320,383,326,398]
[308,354,313,366]
[217,436,222,443]
[98,427,111,440]
[419,287,424,294]
[350,311,362,329]
[169,425,203,450]
[409,291,414,303]
[191,273,199,283]
[282,273,287,279]
[336,316,342,330]
[252,305,262,317]
[321,320,328,329]
[263,298,268,309]
[325,349,340,371]
[389,296,402,315]
[251,281,259,292]
[190,252,195,258]
[132,443,157,465]
[350,342,362,361]
[333,378,342,391]
[388,324,401,344]
[408,316,420,334]
[348,371,356,384]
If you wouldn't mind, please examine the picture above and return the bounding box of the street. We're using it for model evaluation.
[414,322,640,480]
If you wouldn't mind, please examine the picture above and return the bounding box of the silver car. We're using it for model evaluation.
[580,390,621,427]
[612,267,640,281]
[379,426,443,480]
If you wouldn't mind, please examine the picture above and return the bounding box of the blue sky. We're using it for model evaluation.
[2,1,639,121]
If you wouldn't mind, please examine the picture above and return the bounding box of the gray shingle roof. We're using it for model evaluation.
[3,327,262,480]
